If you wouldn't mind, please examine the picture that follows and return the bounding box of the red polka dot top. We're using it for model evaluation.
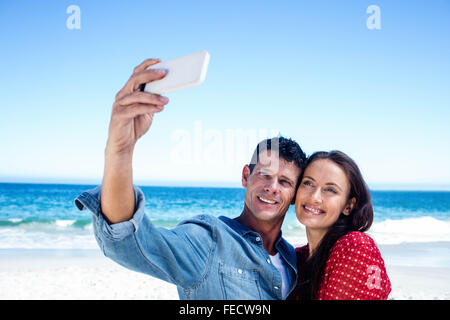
[291,231,391,300]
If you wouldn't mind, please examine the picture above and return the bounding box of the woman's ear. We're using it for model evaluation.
[343,197,356,216]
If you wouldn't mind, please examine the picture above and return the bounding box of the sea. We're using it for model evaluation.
[1,183,450,252]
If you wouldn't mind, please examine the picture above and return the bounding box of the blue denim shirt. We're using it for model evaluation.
[74,185,298,300]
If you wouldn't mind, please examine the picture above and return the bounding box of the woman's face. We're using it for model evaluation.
[295,159,354,232]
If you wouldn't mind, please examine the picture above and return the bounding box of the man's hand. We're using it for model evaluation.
[101,59,169,223]
[106,58,169,157]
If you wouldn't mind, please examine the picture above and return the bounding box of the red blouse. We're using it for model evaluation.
[291,231,391,300]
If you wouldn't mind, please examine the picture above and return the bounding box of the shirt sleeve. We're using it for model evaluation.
[317,232,391,300]
[74,185,216,289]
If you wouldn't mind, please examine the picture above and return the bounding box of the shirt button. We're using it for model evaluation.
[255,237,261,242]
[237,269,243,274]
[274,286,279,290]
[266,259,271,264]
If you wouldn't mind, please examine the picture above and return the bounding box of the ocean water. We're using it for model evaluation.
[0,183,450,250]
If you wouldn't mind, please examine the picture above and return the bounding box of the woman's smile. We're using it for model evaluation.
[302,204,325,216]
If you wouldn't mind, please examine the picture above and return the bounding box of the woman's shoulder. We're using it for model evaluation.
[328,231,384,265]
[320,231,391,300]
[335,231,377,249]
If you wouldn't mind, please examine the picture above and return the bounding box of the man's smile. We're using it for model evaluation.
[257,195,278,205]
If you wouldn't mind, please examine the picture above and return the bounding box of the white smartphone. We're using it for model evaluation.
[140,50,210,94]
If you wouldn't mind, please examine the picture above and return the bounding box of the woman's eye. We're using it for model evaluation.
[303,180,312,187]
[326,188,337,194]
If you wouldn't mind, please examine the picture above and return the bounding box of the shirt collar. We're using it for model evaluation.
[219,215,298,275]
[218,215,284,247]
[219,215,259,237]
[219,216,297,271]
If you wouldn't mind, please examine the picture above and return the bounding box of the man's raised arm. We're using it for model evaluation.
[100,59,169,223]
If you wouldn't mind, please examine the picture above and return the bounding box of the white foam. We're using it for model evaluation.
[0,227,97,249]
[1,216,449,249]
[283,216,450,246]
[55,220,76,227]
[368,216,450,245]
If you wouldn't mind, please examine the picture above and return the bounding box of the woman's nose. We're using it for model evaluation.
[310,187,322,203]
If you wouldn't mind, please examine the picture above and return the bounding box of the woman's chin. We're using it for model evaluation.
[297,213,326,229]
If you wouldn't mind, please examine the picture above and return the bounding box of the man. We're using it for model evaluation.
[74,58,306,299]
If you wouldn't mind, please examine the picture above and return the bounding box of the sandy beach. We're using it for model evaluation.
[0,249,178,300]
[1,245,449,300]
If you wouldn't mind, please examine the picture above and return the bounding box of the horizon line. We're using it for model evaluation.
[1,177,450,191]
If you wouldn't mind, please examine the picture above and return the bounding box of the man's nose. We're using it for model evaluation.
[264,177,279,193]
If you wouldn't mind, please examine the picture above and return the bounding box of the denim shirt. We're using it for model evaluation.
[74,185,298,300]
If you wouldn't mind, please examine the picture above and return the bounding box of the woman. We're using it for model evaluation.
[288,151,391,300]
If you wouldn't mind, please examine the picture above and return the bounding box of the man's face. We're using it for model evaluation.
[242,150,301,224]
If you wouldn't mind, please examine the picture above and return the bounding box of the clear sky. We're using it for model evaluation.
[1,0,449,189]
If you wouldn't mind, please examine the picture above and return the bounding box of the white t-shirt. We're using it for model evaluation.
[269,252,290,299]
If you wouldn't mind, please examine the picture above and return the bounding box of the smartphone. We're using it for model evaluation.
[140,50,210,94]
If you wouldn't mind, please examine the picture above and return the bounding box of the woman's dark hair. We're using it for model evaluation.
[289,150,373,300]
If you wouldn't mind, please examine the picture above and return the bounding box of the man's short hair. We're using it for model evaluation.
[248,136,307,176]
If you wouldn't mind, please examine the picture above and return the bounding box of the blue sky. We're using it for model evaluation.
[0,0,449,189]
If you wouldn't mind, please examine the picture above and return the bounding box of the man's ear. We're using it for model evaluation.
[343,197,356,216]
[242,165,251,188]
